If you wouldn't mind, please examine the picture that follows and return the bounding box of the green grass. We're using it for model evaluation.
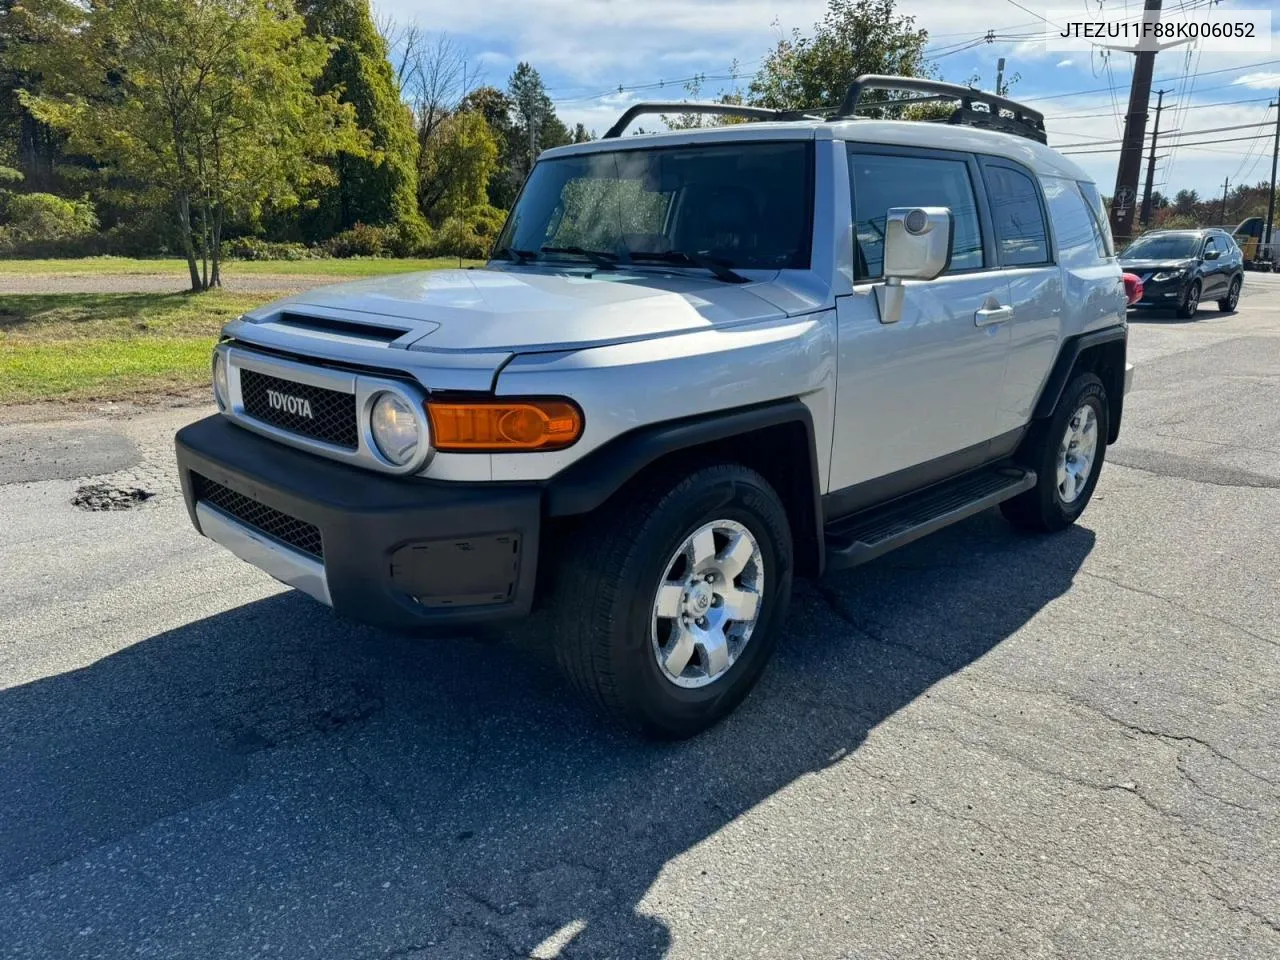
[0,290,270,404]
[0,255,477,277]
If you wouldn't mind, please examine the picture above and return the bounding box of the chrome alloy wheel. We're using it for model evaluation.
[1057,403,1098,504]
[650,519,764,689]
[1226,277,1241,310]
[1184,282,1200,314]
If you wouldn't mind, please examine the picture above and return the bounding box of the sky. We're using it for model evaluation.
[375,0,1280,205]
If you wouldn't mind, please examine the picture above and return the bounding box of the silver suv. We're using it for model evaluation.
[176,76,1132,738]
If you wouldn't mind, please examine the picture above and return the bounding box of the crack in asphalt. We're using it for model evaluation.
[1080,569,1280,652]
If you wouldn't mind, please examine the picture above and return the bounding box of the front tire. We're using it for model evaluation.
[1177,280,1201,319]
[1001,373,1109,533]
[551,464,793,739]
[1217,275,1241,312]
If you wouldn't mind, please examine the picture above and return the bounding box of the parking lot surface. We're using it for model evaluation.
[2,273,1278,959]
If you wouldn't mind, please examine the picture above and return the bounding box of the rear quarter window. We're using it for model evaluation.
[1076,180,1115,257]
[1042,177,1109,267]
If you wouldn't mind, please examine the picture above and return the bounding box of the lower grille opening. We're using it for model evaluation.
[192,473,324,560]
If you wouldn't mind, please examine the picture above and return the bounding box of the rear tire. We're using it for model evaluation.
[1217,275,1241,312]
[551,464,793,739]
[1176,280,1201,319]
[1001,373,1109,533]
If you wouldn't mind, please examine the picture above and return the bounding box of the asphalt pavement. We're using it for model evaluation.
[2,274,1278,959]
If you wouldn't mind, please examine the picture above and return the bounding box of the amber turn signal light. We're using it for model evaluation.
[426,398,584,451]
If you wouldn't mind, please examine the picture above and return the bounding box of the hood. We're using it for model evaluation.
[253,266,790,354]
[1118,258,1194,273]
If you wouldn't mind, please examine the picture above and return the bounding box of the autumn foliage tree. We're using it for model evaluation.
[748,0,933,114]
[13,0,366,290]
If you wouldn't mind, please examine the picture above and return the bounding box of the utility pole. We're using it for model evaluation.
[1110,0,1163,245]
[1219,177,1230,226]
[1140,89,1168,228]
[1266,88,1280,266]
[996,57,1006,97]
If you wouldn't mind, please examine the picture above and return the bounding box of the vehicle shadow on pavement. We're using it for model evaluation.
[1,513,1095,959]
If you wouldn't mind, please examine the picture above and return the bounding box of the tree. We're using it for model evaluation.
[458,85,519,208]
[418,109,498,225]
[507,62,569,181]
[663,71,747,130]
[748,0,932,114]
[299,0,425,245]
[1173,189,1200,215]
[15,0,365,290]
[391,29,477,144]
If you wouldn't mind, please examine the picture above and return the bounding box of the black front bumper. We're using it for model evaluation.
[176,415,543,632]
[1130,274,1189,308]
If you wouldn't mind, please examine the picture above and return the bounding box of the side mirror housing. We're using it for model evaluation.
[876,206,954,324]
[884,206,953,281]
[1204,248,1221,261]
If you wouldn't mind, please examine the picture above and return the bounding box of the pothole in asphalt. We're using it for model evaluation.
[71,483,154,511]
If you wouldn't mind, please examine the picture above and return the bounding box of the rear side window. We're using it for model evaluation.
[1042,177,1108,266]
[983,164,1050,266]
[1076,180,1115,257]
[848,149,984,280]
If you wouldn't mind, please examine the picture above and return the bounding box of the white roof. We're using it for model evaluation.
[540,116,1092,184]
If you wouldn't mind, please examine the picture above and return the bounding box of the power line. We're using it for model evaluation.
[1061,131,1275,153]
[1054,120,1273,147]
[1048,94,1270,119]
[1021,58,1280,102]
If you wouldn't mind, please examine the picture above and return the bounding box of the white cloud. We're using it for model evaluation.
[1232,71,1280,90]
[1056,59,1074,67]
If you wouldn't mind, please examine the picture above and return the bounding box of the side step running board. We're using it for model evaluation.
[824,464,1037,571]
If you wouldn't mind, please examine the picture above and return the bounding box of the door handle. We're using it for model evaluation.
[974,304,1013,327]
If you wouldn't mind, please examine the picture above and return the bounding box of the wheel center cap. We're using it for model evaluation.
[688,583,713,614]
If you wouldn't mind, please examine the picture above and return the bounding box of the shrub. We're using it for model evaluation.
[223,237,325,261]
[432,205,505,259]
[322,222,398,258]
[0,192,98,248]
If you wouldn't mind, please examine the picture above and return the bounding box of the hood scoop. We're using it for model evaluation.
[250,309,439,350]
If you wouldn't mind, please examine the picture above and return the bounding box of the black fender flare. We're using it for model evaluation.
[1032,325,1127,422]
[544,398,825,573]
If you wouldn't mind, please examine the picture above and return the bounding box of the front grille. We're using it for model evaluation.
[240,368,357,449]
[193,473,324,559]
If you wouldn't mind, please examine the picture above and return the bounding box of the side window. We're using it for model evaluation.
[1076,180,1115,257]
[982,164,1050,266]
[848,150,984,280]
[1202,236,1221,260]
[1042,177,1107,267]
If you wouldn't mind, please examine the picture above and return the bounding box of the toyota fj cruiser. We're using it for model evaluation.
[176,76,1133,738]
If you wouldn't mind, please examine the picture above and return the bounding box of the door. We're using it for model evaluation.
[979,159,1065,435]
[1200,235,1226,297]
[829,146,1011,493]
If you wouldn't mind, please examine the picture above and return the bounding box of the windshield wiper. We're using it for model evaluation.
[539,245,619,270]
[494,246,539,264]
[629,250,751,284]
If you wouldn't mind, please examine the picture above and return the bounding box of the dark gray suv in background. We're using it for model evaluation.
[1120,228,1244,318]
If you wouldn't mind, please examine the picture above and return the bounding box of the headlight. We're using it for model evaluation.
[212,351,229,410]
[1152,270,1185,282]
[369,392,422,466]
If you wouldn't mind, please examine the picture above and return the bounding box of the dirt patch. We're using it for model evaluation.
[0,272,335,296]
[71,483,154,511]
[0,388,211,426]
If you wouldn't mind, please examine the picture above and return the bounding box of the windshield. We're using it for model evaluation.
[1123,234,1200,260]
[494,141,814,270]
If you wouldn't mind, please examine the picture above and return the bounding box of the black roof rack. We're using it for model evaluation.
[834,75,1047,144]
[603,102,823,139]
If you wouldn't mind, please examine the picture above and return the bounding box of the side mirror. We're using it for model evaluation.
[1204,248,1221,261]
[876,206,954,324]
